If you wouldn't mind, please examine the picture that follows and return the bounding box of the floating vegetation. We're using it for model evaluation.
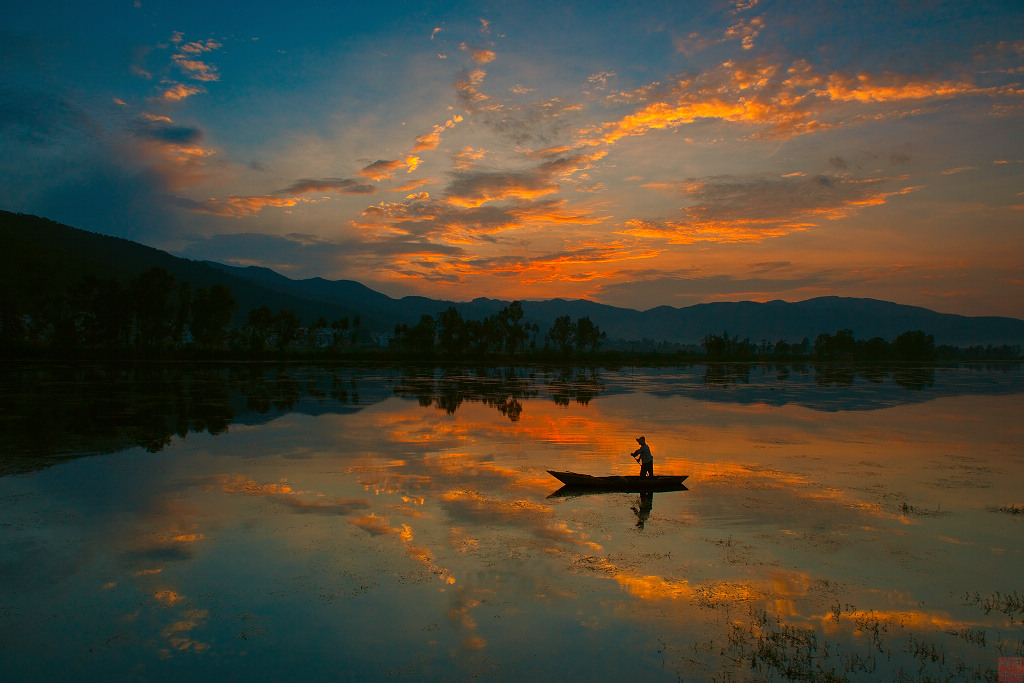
[696,601,1001,682]
[898,501,949,517]
[962,590,1024,623]
[988,504,1024,516]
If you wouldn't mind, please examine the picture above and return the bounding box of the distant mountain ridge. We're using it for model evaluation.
[4,210,1024,347]
[204,263,1024,348]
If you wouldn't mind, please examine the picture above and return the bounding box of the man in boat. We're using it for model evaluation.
[631,436,654,477]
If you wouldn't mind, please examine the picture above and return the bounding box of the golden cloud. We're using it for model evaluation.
[412,115,464,152]
[617,174,921,244]
[460,43,495,64]
[589,59,996,146]
[190,195,312,218]
[161,84,204,102]
[359,159,404,181]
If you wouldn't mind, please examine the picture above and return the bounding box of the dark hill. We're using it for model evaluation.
[0,211,364,328]
[4,210,1023,347]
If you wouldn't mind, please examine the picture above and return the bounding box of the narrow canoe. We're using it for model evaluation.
[547,470,688,491]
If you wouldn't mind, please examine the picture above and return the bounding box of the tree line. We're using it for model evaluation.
[389,301,607,358]
[2,266,238,353]
[3,265,1019,361]
[0,266,606,359]
[700,328,1021,361]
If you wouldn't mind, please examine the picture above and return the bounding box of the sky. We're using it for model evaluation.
[2,1,1023,318]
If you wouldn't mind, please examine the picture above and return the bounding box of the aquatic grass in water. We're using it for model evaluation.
[989,504,1024,516]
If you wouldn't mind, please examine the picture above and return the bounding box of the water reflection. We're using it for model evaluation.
[631,491,653,529]
[3,362,1023,472]
[392,366,539,420]
[1,362,1023,681]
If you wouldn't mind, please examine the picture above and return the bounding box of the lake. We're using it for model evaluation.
[1,362,1022,681]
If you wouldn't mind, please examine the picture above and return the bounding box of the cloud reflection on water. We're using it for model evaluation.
[2,363,1023,680]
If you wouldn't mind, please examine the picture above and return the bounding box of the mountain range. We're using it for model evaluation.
[3,210,1023,347]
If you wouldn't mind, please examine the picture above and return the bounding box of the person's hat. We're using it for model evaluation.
[636,436,645,443]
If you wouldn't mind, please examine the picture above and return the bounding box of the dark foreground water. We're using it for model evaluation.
[1,362,1022,681]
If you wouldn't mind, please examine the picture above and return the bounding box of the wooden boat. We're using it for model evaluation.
[547,470,688,492]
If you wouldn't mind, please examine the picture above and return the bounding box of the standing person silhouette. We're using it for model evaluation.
[631,436,654,477]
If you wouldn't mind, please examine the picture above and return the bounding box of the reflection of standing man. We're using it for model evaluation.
[632,436,653,477]
[632,491,654,529]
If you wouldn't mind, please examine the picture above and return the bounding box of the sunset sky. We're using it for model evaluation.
[3,1,1023,317]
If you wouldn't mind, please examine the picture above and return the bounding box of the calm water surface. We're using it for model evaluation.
[1,363,1022,681]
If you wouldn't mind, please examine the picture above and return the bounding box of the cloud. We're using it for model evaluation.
[359,159,405,181]
[277,177,376,195]
[589,58,996,145]
[616,173,921,244]
[128,114,215,189]
[412,115,464,152]
[455,68,490,110]
[0,87,97,145]
[444,169,560,207]
[160,84,204,102]
[131,116,204,146]
[724,16,765,50]
[145,32,222,102]
[180,177,379,220]
[460,42,495,64]
[178,231,467,282]
[181,195,313,218]
[170,35,221,82]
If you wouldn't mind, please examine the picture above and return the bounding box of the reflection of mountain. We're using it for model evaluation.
[0,364,393,475]
[3,362,1022,473]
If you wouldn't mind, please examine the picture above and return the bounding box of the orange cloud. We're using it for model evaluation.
[412,115,464,152]
[453,147,486,169]
[444,170,560,207]
[173,58,219,82]
[824,73,979,103]
[460,43,495,64]
[455,68,489,110]
[589,59,996,146]
[616,174,921,244]
[359,159,404,181]
[190,195,312,218]
[170,35,221,82]
[161,84,204,102]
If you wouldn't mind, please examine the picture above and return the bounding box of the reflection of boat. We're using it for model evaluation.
[547,470,689,492]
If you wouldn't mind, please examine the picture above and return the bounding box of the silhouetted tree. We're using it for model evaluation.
[331,317,349,347]
[863,336,890,361]
[245,306,274,351]
[497,301,529,355]
[814,329,855,360]
[274,309,301,351]
[548,315,574,354]
[191,285,236,349]
[131,266,176,350]
[437,307,470,356]
[573,316,606,353]
[174,282,191,347]
[351,315,361,347]
[892,330,935,360]
[308,316,328,347]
